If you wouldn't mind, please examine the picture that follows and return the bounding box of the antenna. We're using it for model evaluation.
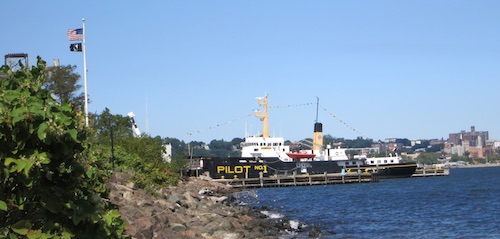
[145,97,149,133]
[315,97,319,123]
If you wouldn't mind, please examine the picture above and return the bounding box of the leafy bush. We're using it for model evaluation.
[0,58,126,238]
[91,111,186,193]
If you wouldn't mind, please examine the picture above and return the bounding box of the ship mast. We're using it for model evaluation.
[254,94,269,138]
[313,97,323,151]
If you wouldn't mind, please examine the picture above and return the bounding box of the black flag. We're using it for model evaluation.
[70,43,82,52]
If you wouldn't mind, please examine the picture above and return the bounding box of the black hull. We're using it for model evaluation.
[201,157,343,179]
[346,162,417,179]
[199,157,417,180]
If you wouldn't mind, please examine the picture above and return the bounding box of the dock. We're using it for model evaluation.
[412,168,450,177]
[211,172,379,188]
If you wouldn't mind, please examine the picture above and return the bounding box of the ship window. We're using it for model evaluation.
[370,160,374,164]
[254,149,258,152]
[377,160,381,164]
[390,160,394,163]
[384,160,387,163]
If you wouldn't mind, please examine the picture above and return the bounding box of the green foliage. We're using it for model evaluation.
[411,140,430,151]
[426,144,443,153]
[0,58,126,238]
[415,152,440,165]
[163,137,188,158]
[43,65,84,109]
[91,108,133,141]
[325,136,373,148]
[92,112,185,193]
[395,138,411,147]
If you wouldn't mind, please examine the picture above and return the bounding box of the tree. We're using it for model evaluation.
[92,108,134,140]
[427,143,444,153]
[0,57,126,238]
[209,139,232,151]
[411,140,430,151]
[230,137,244,149]
[44,65,85,109]
[415,152,439,165]
[395,138,411,147]
[90,111,184,192]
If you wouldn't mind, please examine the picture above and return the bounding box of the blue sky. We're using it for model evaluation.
[2,1,499,143]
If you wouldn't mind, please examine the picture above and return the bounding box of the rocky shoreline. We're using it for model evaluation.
[108,172,322,238]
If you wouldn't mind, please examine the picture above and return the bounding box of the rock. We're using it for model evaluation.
[198,188,213,195]
[218,219,233,231]
[308,225,322,237]
[107,173,291,239]
[183,229,198,238]
[166,194,182,206]
[212,230,241,239]
[122,191,134,201]
[208,196,228,203]
[126,181,135,188]
[170,223,187,232]
[183,191,198,209]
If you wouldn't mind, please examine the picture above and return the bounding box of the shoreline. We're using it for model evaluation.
[451,163,500,169]
[107,172,322,238]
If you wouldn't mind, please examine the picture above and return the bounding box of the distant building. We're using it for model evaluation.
[447,126,491,158]
[444,144,466,156]
[371,142,403,153]
[162,143,172,163]
[410,140,422,147]
[430,139,445,146]
[448,126,488,147]
[489,140,500,149]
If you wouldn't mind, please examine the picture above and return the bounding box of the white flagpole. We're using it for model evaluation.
[82,18,89,127]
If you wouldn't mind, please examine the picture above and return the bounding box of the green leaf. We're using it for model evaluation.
[11,220,31,235]
[3,91,20,103]
[23,160,34,176]
[61,229,73,239]
[0,200,7,211]
[38,152,50,165]
[66,129,77,141]
[9,234,19,239]
[11,106,27,125]
[37,122,48,141]
[4,157,16,167]
[26,229,42,239]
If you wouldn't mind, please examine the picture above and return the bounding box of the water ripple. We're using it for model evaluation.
[257,167,500,239]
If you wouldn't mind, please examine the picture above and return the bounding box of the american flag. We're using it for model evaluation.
[67,28,83,41]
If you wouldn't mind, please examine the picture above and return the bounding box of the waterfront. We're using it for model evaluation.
[256,167,500,238]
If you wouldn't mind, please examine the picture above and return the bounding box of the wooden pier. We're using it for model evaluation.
[412,168,450,177]
[211,172,379,188]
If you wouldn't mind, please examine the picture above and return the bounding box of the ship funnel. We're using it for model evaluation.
[313,122,323,151]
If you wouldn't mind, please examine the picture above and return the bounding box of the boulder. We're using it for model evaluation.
[107,173,303,238]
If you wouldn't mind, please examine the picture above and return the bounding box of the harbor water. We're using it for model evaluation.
[256,166,500,238]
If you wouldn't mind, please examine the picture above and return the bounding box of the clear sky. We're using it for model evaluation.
[2,1,499,143]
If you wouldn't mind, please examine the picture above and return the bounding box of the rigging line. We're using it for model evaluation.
[268,102,314,109]
[187,113,253,136]
[186,101,313,136]
[319,104,367,138]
